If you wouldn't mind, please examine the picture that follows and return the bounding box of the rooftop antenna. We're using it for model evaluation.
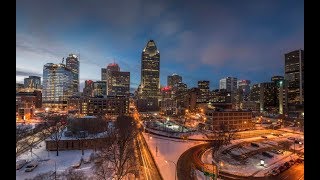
[62,57,64,64]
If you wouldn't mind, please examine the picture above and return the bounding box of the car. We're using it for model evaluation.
[289,160,295,166]
[251,142,260,147]
[262,151,274,158]
[272,134,280,137]
[288,137,295,141]
[16,160,27,170]
[296,158,304,163]
[25,161,39,172]
[270,149,282,154]
[284,161,291,167]
[261,136,268,139]
[271,169,280,176]
[278,165,287,172]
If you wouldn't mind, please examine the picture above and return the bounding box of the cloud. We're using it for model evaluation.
[17,0,303,90]
[16,69,42,77]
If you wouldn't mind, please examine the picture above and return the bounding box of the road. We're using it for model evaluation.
[177,143,211,180]
[273,162,304,180]
[136,132,163,180]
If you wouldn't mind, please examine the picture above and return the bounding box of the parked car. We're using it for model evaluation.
[288,137,295,141]
[271,169,280,176]
[270,149,283,154]
[251,142,260,147]
[289,160,295,166]
[272,134,280,137]
[296,158,304,163]
[262,151,274,158]
[278,165,287,172]
[16,160,27,170]
[261,136,268,139]
[25,161,39,172]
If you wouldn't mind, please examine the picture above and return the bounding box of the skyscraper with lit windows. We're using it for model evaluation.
[140,40,160,99]
[24,76,41,89]
[42,63,72,109]
[137,40,160,111]
[285,49,304,113]
[66,54,79,95]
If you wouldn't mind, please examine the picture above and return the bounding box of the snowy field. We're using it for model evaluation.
[16,141,96,180]
[142,132,205,180]
[202,131,304,177]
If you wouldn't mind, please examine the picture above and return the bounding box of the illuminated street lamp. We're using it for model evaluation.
[260,159,265,166]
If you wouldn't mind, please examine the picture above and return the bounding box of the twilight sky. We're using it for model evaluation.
[16,0,304,92]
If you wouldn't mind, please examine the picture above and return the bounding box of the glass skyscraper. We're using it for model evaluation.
[93,81,107,97]
[42,63,72,109]
[285,50,304,109]
[66,54,79,95]
[24,76,41,89]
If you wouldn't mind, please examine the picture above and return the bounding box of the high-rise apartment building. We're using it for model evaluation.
[66,54,79,94]
[285,49,304,113]
[42,63,72,109]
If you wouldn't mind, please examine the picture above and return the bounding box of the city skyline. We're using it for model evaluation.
[16,0,304,91]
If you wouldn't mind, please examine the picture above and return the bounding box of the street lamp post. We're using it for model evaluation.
[165,160,177,180]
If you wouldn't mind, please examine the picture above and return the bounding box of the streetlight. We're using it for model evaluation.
[260,159,265,166]
[165,160,177,180]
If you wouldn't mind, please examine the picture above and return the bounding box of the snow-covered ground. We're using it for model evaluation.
[188,133,208,140]
[16,141,96,180]
[142,132,205,180]
[279,127,304,134]
[202,132,304,178]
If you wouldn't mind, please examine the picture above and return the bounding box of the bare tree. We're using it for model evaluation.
[95,115,138,180]
[279,141,292,151]
[16,124,32,153]
[64,169,87,180]
[94,161,114,180]
[42,115,66,156]
[31,171,55,180]
[212,123,235,160]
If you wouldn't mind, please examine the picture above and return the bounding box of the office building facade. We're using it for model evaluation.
[66,54,79,94]
[24,76,41,89]
[167,73,182,88]
[42,63,72,109]
[284,49,304,113]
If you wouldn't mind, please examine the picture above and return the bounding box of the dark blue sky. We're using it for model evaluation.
[16,0,304,91]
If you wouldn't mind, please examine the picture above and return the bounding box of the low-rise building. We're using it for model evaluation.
[206,110,254,132]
